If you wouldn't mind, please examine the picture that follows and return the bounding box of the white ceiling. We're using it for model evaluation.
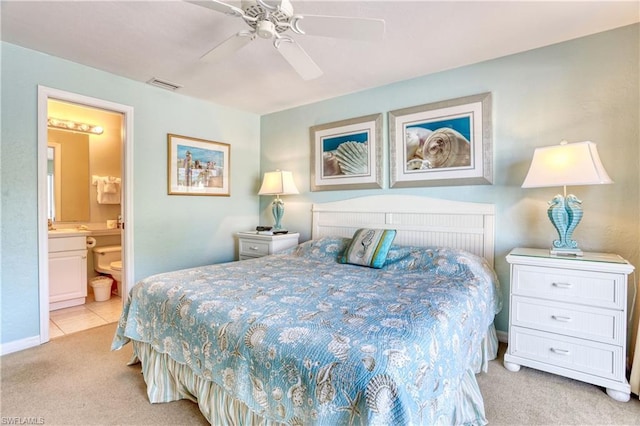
[2,1,638,115]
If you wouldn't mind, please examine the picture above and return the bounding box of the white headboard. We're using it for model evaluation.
[311,195,495,266]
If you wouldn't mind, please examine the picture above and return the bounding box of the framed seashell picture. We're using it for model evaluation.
[310,113,383,191]
[389,92,493,187]
[167,134,230,196]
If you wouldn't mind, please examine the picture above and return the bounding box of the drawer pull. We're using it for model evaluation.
[550,347,570,355]
[552,282,572,289]
[249,246,260,251]
[551,315,572,322]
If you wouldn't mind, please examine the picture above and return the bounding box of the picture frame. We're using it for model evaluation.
[167,134,230,196]
[310,113,383,191]
[389,92,492,187]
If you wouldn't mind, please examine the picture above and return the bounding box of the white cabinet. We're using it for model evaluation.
[236,232,300,260]
[49,235,88,310]
[504,248,634,402]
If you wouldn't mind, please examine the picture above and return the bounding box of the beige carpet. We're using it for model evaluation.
[1,323,639,425]
[478,345,640,425]
[0,323,206,425]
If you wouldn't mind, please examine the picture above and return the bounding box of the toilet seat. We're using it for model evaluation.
[109,260,123,297]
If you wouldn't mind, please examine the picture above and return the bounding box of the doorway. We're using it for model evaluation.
[37,86,134,344]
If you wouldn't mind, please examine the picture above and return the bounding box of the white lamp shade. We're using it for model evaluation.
[522,141,613,188]
[258,170,299,195]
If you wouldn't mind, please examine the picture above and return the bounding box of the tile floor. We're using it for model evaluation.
[49,293,122,338]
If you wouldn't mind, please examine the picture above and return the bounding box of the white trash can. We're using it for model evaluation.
[90,276,113,302]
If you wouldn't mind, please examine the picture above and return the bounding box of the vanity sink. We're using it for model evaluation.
[48,228,91,238]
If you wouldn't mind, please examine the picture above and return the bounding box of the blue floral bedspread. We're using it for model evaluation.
[112,237,501,425]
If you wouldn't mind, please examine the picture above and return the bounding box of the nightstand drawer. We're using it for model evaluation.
[509,327,622,381]
[239,239,270,257]
[511,296,623,345]
[235,232,300,261]
[511,265,624,309]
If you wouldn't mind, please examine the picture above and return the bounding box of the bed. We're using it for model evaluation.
[112,195,501,425]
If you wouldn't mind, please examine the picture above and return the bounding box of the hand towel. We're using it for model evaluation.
[96,176,121,204]
[103,176,118,194]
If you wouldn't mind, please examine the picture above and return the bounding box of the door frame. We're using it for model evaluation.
[37,86,134,343]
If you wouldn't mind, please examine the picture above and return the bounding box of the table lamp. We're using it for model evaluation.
[258,170,299,230]
[522,140,612,256]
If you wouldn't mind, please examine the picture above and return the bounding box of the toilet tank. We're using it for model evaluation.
[93,245,121,270]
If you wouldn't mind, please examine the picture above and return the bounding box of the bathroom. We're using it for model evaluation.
[47,99,124,337]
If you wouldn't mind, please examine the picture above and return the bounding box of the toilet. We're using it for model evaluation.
[92,245,122,297]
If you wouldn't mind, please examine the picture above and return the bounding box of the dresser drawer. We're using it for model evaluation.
[511,265,624,309]
[509,327,622,381]
[239,239,270,257]
[511,296,623,345]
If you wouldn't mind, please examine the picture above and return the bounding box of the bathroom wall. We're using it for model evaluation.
[48,100,123,226]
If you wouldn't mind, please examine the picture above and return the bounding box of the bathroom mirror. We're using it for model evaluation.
[47,129,90,222]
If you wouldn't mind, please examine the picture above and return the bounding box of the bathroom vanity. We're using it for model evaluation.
[48,229,89,310]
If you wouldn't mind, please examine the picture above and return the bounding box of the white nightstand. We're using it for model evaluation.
[236,232,300,260]
[504,248,635,402]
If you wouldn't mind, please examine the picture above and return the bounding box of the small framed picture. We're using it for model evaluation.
[167,134,230,196]
[310,113,383,191]
[389,92,492,187]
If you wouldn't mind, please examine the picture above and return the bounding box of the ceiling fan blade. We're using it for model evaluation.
[201,32,256,63]
[292,15,385,41]
[186,0,244,17]
[275,38,323,80]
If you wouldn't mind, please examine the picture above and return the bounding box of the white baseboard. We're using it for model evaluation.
[1,335,42,356]
[496,329,508,343]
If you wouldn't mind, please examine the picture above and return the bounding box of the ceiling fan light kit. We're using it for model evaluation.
[191,0,385,80]
[256,20,276,38]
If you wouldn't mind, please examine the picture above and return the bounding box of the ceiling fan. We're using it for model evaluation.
[188,0,385,80]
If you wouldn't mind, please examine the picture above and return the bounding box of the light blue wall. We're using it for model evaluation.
[1,42,261,345]
[2,25,638,347]
[260,24,640,333]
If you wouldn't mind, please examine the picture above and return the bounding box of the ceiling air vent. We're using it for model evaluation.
[146,77,182,91]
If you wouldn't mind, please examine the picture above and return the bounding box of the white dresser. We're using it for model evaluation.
[236,232,300,260]
[504,248,635,402]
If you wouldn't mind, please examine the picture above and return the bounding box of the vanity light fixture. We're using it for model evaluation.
[48,117,104,135]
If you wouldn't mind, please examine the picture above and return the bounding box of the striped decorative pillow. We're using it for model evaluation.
[340,228,397,268]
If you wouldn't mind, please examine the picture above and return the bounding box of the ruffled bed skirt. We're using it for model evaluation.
[127,324,498,425]
[130,340,285,425]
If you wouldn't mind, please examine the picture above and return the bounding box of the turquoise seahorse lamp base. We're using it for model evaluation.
[271,197,285,230]
[547,193,584,257]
